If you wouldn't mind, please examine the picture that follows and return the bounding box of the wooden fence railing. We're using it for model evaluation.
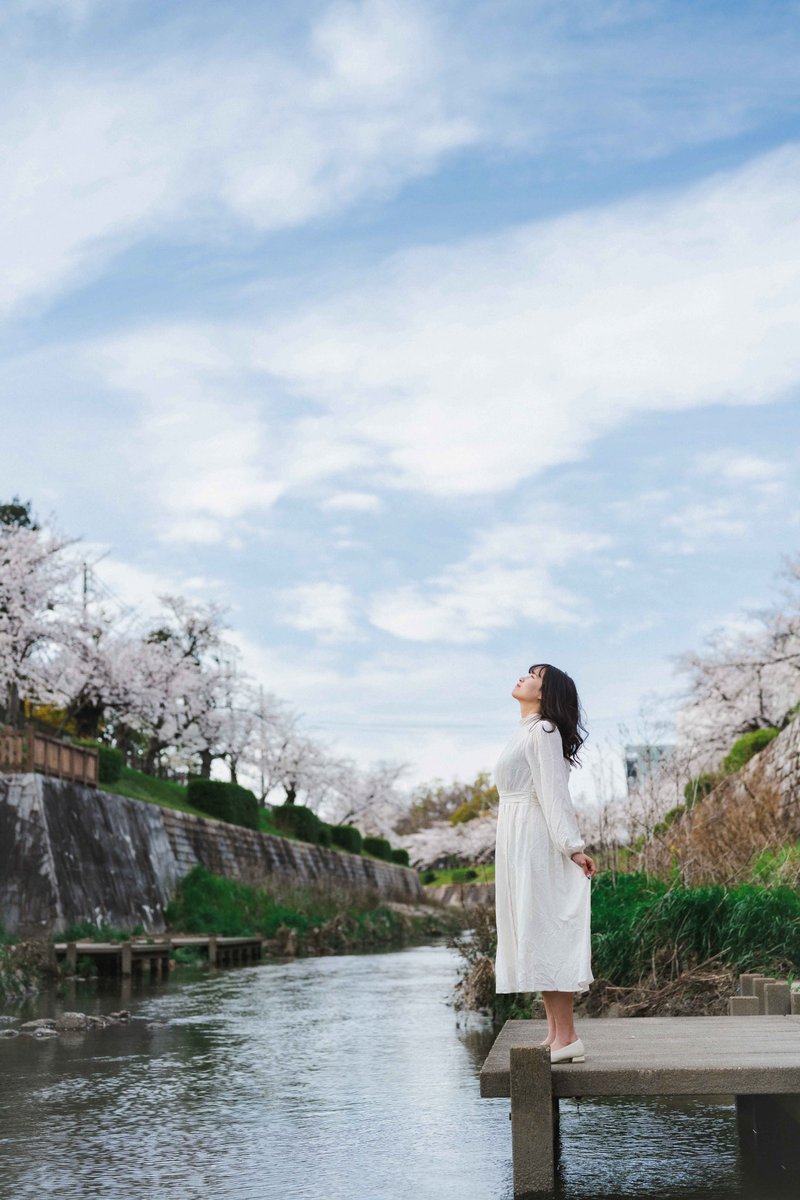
[0,725,98,787]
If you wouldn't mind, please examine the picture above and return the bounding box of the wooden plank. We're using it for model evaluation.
[480,1017,800,1099]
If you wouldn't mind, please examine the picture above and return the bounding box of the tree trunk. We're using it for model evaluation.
[144,737,160,776]
[6,680,20,729]
[199,748,213,779]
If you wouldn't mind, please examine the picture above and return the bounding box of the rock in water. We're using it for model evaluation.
[54,1012,90,1032]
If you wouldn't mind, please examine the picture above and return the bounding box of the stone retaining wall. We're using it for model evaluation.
[0,773,421,937]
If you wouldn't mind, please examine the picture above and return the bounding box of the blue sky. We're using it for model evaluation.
[3,0,800,797]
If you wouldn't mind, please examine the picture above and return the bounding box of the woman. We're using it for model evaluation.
[493,663,596,1064]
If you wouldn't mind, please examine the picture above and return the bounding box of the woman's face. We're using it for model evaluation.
[512,666,545,703]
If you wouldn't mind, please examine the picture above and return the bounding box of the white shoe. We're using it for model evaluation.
[549,1037,585,1063]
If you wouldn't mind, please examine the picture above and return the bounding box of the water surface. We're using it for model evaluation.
[0,942,794,1199]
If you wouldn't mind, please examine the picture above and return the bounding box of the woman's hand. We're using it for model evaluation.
[570,851,596,878]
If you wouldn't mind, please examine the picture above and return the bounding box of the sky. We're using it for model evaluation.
[2,0,800,801]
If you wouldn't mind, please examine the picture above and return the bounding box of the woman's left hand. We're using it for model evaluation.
[570,851,596,878]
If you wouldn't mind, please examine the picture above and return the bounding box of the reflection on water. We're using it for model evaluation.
[0,942,795,1200]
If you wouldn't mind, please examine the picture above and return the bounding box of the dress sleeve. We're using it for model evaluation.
[524,720,586,859]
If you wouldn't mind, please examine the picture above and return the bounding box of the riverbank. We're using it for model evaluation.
[0,865,467,1004]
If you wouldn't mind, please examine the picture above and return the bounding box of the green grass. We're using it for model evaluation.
[750,840,800,887]
[58,920,145,943]
[590,871,800,986]
[166,865,296,937]
[101,766,206,815]
[164,863,431,948]
[422,864,495,886]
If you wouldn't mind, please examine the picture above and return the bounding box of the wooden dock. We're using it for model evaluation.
[54,934,265,977]
[481,1007,800,1196]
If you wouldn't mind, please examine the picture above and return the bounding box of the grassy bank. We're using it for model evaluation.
[450,870,800,1022]
[102,767,206,815]
[166,865,462,954]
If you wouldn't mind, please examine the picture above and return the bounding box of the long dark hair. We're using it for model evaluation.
[529,662,588,767]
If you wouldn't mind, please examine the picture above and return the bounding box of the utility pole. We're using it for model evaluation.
[259,684,266,802]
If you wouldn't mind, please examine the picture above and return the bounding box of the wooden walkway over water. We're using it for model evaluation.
[481,995,800,1196]
[54,935,265,977]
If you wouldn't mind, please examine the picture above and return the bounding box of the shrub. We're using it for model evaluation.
[420,870,437,884]
[166,864,280,937]
[97,745,124,784]
[330,824,363,854]
[391,848,410,866]
[362,836,393,861]
[654,805,685,836]
[271,803,322,844]
[451,867,479,883]
[317,823,333,848]
[722,728,779,775]
[187,779,259,830]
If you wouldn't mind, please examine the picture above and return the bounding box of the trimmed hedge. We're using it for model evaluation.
[187,779,259,830]
[271,803,323,844]
[363,835,393,862]
[330,824,363,855]
[391,847,410,866]
[450,866,478,882]
[97,745,124,784]
[318,823,333,848]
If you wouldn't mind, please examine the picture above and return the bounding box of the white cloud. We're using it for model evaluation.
[368,511,614,642]
[275,581,360,643]
[6,1,800,319]
[319,491,383,512]
[256,143,800,499]
[661,500,749,551]
[9,126,796,554]
[65,142,800,542]
[692,448,786,496]
[0,0,481,316]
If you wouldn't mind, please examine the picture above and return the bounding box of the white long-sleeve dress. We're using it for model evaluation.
[493,712,593,994]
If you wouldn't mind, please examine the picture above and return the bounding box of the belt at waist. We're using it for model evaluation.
[498,789,534,804]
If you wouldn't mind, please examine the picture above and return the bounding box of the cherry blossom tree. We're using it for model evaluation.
[672,553,800,771]
[112,595,229,775]
[325,759,410,837]
[0,520,79,725]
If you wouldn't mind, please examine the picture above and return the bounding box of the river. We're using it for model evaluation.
[0,940,793,1200]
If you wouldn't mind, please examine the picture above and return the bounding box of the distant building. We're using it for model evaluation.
[624,743,671,788]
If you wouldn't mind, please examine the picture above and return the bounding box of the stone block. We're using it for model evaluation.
[729,996,760,1016]
[754,976,777,1014]
[739,973,762,997]
[765,982,791,1015]
[509,1045,554,1195]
